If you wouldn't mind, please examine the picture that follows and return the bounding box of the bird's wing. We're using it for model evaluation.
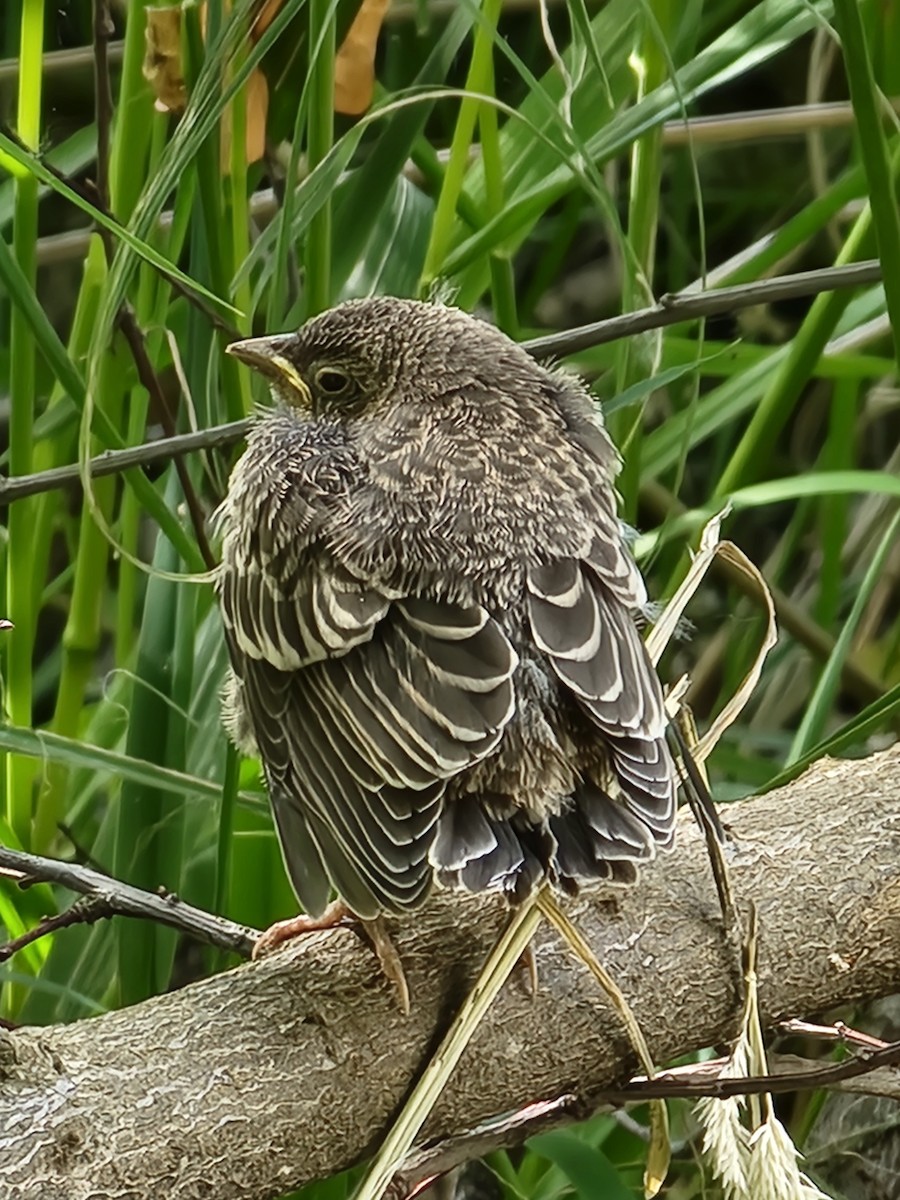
[222,558,519,917]
[525,546,676,850]
[219,556,394,671]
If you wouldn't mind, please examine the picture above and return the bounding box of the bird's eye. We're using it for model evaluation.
[315,367,352,396]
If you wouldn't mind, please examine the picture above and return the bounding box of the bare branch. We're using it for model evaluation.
[2,746,900,1198]
[524,260,883,359]
[0,259,884,509]
[0,846,259,959]
[601,1040,900,1102]
[0,420,251,506]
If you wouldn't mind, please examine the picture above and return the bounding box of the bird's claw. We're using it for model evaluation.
[252,897,352,960]
[253,901,411,1015]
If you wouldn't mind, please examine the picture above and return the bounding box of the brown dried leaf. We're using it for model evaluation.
[251,0,284,40]
[210,0,274,169]
[334,0,389,117]
[244,67,270,165]
[143,7,187,115]
[220,68,270,169]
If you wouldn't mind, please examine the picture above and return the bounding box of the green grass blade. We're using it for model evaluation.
[833,0,900,369]
[787,508,900,765]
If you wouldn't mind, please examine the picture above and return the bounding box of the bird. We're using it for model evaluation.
[215,296,677,973]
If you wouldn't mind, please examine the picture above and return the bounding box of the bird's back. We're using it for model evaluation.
[217,298,677,920]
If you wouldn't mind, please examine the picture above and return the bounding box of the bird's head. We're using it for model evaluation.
[226,297,544,423]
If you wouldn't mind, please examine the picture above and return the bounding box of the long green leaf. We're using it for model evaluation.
[0,131,234,314]
[0,722,227,802]
[788,509,900,764]
[635,472,900,556]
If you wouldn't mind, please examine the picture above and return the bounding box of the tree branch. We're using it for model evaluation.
[524,260,883,359]
[0,847,258,960]
[0,260,883,509]
[2,746,899,1198]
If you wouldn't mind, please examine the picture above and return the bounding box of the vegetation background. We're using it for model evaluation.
[1,0,899,1196]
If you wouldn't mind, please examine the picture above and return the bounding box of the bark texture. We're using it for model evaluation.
[2,745,899,1200]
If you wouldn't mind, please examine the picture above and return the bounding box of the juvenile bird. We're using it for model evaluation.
[216,297,676,954]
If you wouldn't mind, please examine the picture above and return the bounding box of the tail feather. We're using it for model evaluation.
[431,797,546,900]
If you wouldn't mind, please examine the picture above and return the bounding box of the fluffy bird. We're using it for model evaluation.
[216,297,676,936]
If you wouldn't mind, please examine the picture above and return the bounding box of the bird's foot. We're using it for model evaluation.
[253,901,410,1015]
[252,898,352,959]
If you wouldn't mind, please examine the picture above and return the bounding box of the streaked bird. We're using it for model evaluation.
[216,297,676,953]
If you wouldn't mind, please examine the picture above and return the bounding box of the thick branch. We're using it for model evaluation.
[2,746,900,1199]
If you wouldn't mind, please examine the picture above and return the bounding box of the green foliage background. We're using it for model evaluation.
[1,0,899,1196]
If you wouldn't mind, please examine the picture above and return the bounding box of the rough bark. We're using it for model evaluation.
[2,745,899,1200]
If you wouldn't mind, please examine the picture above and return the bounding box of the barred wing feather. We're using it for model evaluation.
[222,560,519,918]
[526,556,676,854]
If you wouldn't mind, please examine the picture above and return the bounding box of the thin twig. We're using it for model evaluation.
[0,845,260,959]
[777,1018,892,1050]
[92,0,114,211]
[0,893,115,961]
[0,261,884,508]
[524,260,883,358]
[391,1095,587,1199]
[0,420,251,506]
[116,310,217,568]
[600,1038,900,1102]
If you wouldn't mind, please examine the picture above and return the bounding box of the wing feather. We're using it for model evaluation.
[223,549,519,917]
[274,686,443,913]
[527,557,676,848]
[220,558,391,669]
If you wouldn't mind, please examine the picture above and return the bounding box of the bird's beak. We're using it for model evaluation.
[226,334,311,404]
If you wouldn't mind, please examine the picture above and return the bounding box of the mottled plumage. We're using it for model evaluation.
[216,297,676,921]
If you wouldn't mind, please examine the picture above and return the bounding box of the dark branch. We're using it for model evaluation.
[0,260,884,509]
[0,894,116,962]
[392,1095,587,1198]
[525,260,884,358]
[0,420,251,506]
[0,845,259,959]
[601,1039,900,1102]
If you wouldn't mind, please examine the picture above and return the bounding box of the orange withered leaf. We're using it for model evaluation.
[334,0,389,116]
